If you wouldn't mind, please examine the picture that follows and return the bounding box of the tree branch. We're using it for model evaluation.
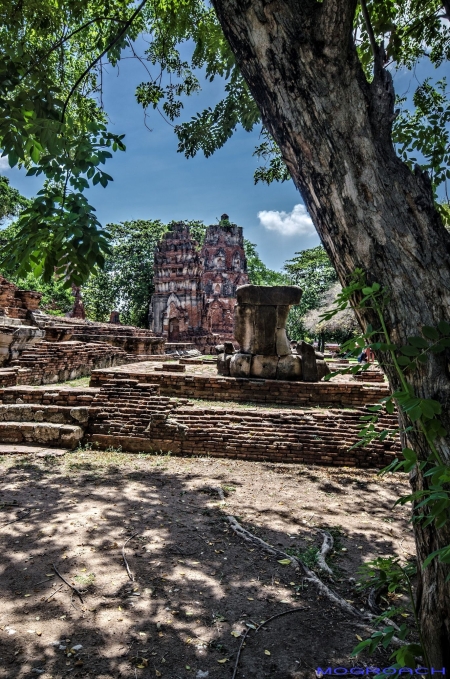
[359,0,378,62]
[442,0,450,19]
[318,0,359,51]
[24,17,128,79]
[61,0,148,122]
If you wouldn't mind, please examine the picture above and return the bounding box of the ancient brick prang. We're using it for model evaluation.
[149,222,205,341]
[149,216,249,346]
[200,219,249,338]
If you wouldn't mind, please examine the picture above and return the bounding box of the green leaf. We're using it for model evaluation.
[400,345,420,356]
[351,639,373,656]
[386,400,395,414]
[407,336,428,348]
[429,339,450,353]
[437,320,450,335]
[408,406,422,422]
[422,325,439,340]
[402,448,417,463]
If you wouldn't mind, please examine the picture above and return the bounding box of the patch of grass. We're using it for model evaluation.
[286,544,320,569]
[74,572,96,586]
[152,451,172,466]
[286,527,345,573]
[57,376,91,388]
[327,526,345,552]
[187,398,314,412]
[105,445,123,454]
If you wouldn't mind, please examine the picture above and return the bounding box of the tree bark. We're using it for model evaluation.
[211,0,450,666]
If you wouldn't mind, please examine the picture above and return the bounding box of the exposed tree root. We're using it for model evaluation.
[122,532,138,581]
[316,528,334,576]
[225,514,360,618]
[214,487,403,642]
[367,586,383,615]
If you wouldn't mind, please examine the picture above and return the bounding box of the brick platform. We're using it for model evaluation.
[0,386,99,407]
[0,376,399,466]
[90,362,390,408]
[85,378,399,467]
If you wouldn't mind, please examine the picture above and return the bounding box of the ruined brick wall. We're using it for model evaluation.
[8,341,135,386]
[43,321,165,355]
[0,378,399,467]
[0,275,42,320]
[149,219,249,344]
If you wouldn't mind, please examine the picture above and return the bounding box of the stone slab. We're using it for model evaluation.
[277,354,303,380]
[0,422,83,449]
[229,353,252,378]
[0,443,67,456]
[250,355,278,379]
[236,284,302,306]
[154,363,186,372]
[301,341,319,382]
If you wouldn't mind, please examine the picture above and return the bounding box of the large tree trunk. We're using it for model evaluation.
[211,0,450,665]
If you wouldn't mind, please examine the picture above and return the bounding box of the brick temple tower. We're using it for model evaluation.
[149,216,249,346]
[149,222,205,341]
[200,215,248,337]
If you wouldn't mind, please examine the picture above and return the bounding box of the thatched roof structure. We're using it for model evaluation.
[302,282,359,336]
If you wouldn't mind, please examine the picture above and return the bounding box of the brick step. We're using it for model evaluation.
[0,422,83,449]
[0,387,99,406]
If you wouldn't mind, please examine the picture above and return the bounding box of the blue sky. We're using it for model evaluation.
[0,41,444,271]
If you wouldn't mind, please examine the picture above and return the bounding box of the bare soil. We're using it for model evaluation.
[0,450,415,679]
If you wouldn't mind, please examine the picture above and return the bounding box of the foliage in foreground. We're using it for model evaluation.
[0,0,449,283]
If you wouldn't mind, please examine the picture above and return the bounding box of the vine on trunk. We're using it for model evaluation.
[321,271,450,670]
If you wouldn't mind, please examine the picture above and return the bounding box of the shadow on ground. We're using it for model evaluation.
[0,451,415,679]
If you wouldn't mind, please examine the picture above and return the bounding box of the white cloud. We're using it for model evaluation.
[257,203,316,237]
[0,156,10,170]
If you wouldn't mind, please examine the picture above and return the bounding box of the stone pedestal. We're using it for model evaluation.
[217,284,330,382]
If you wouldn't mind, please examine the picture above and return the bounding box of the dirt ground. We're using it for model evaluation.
[0,450,415,679]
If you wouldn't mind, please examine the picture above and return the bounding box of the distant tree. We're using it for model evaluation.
[0,176,29,224]
[0,218,74,315]
[243,240,288,286]
[82,219,168,326]
[283,246,338,341]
